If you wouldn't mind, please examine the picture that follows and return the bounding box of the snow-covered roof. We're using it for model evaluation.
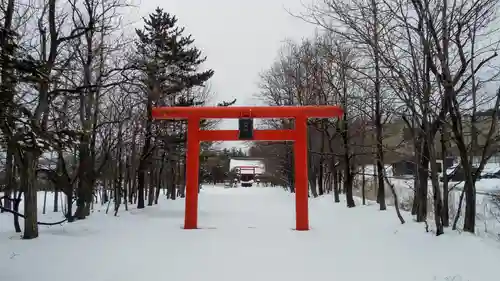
[229,158,265,174]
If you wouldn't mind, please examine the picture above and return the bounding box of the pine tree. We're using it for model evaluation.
[134,7,214,208]
[135,7,214,97]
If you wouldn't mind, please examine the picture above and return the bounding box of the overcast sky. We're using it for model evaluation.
[132,0,316,148]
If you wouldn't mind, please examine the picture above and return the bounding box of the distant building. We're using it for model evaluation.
[229,158,265,174]
[229,157,266,187]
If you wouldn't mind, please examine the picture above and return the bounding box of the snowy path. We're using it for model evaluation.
[1,186,500,281]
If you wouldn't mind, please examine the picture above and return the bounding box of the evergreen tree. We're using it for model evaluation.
[135,7,214,98]
[133,7,214,208]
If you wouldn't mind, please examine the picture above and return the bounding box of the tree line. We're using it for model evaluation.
[0,0,236,239]
[250,0,500,236]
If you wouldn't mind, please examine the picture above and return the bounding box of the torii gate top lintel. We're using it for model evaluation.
[151,105,344,119]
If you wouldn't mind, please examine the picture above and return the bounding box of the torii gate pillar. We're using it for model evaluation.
[152,106,343,231]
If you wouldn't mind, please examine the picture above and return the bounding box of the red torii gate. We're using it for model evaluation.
[151,105,343,231]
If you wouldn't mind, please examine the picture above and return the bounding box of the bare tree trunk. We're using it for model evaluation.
[341,107,355,207]
[309,166,318,197]
[332,158,340,203]
[114,125,125,215]
[7,151,21,232]
[371,0,386,211]
[3,145,14,212]
[53,188,59,212]
[318,123,326,196]
[137,97,154,208]
[425,118,444,235]
[20,151,39,239]
[411,126,420,216]
[452,187,466,230]
[361,164,366,205]
[416,139,429,222]
[318,158,324,196]
[42,191,47,214]
[384,175,405,224]
[0,0,16,216]
[154,159,164,203]
[129,131,138,204]
[440,126,450,227]
[75,133,93,219]
[147,166,155,206]
[13,190,22,233]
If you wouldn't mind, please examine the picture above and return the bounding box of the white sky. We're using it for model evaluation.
[131,0,316,148]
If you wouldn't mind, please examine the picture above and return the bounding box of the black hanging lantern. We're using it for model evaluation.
[238,118,254,140]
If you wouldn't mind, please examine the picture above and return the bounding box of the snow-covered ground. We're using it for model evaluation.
[356,165,500,240]
[1,186,500,281]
